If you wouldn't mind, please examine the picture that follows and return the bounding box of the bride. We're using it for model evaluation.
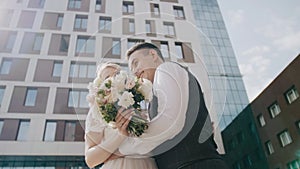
[84,63,158,169]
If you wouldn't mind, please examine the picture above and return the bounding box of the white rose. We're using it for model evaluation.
[112,72,126,92]
[93,77,103,87]
[138,78,153,101]
[110,87,121,102]
[118,91,135,108]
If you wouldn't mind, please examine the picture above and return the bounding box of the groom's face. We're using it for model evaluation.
[128,49,158,82]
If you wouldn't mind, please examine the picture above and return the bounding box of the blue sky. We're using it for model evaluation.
[217,0,300,101]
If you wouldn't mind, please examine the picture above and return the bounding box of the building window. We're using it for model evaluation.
[278,130,293,147]
[59,35,69,52]
[25,88,37,106]
[56,14,63,28]
[44,121,57,141]
[28,0,45,8]
[123,1,134,14]
[237,131,245,143]
[17,11,36,28]
[68,90,88,108]
[173,6,185,19]
[99,16,111,32]
[127,39,144,49]
[285,86,299,104]
[163,22,175,37]
[265,141,274,155]
[95,0,102,11]
[145,20,151,33]
[257,114,266,127]
[145,20,155,36]
[68,0,81,9]
[41,13,64,30]
[150,3,160,17]
[233,162,241,169]
[112,39,121,55]
[269,102,281,118]
[287,159,300,169]
[74,15,88,30]
[175,42,184,59]
[64,121,76,141]
[297,121,300,131]
[52,61,63,77]
[5,33,17,51]
[69,62,96,78]
[17,120,30,141]
[0,87,5,107]
[160,41,169,58]
[33,34,43,51]
[0,120,3,135]
[129,19,135,33]
[0,59,12,75]
[76,36,95,54]
[243,155,252,167]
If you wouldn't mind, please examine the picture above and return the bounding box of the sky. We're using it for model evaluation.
[217,0,300,102]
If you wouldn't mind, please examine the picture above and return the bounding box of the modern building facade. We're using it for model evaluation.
[251,54,300,169]
[222,54,300,169]
[0,0,248,167]
[222,105,269,169]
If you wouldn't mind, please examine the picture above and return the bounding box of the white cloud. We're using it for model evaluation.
[274,31,300,51]
[227,9,244,27]
[239,46,272,101]
[255,14,300,51]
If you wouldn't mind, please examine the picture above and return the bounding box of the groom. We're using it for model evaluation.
[116,42,230,169]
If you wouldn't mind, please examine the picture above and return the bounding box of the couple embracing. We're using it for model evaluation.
[84,42,230,169]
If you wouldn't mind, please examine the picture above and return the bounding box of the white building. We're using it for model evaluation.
[0,0,248,167]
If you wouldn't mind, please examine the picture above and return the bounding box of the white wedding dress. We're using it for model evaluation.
[85,105,158,169]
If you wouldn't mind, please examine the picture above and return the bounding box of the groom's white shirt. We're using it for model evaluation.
[119,62,189,155]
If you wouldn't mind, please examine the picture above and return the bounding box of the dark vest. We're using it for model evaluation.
[149,64,222,169]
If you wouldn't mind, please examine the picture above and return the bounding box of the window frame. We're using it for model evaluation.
[32,33,43,51]
[268,102,281,118]
[99,16,111,31]
[76,36,95,54]
[43,121,57,141]
[0,59,12,75]
[69,62,96,78]
[0,86,5,107]
[16,120,30,141]
[74,15,88,30]
[173,6,185,19]
[68,0,81,9]
[68,89,89,108]
[163,22,175,37]
[285,86,299,104]
[257,114,266,127]
[175,42,184,59]
[278,130,293,147]
[265,140,274,155]
[24,88,38,107]
[52,61,63,77]
[123,1,134,14]
[64,121,76,141]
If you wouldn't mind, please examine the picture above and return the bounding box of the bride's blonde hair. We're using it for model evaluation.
[96,62,121,78]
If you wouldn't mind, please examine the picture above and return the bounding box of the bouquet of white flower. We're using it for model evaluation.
[87,71,153,137]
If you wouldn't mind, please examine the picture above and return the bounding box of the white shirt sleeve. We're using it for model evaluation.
[119,62,189,155]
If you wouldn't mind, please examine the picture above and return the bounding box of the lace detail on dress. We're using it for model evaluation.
[85,105,106,133]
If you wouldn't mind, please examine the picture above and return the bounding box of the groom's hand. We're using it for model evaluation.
[116,107,133,136]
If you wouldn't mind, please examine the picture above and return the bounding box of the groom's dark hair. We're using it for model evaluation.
[126,42,165,61]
